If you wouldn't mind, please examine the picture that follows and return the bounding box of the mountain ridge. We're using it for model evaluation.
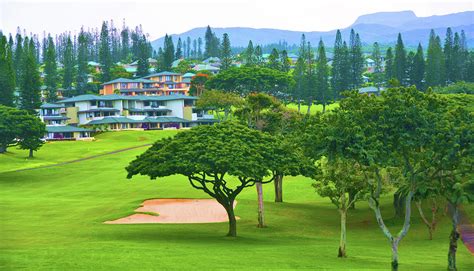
[151,11,474,49]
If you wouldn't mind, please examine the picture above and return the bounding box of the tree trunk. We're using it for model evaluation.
[391,239,400,271]
[338,208,347,258]
[0,145,6,153]
[322,102,326,113]
[274,174,283,203]
[393,191,405,218]
[447,204,459,271]
[348,191,356,210]
[306,98,312,115]
[256,182,265,228]
[369,191,413,271]
[297,100,301,112]
[224,202,237,237]
[416,200,437,240]
[29,149,34,158]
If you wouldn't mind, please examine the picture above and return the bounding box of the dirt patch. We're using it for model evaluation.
[105,198,238,224]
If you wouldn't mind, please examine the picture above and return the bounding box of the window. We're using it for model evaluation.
[90,101,97,106]
[168,84,174,89]
[165,75,171,81]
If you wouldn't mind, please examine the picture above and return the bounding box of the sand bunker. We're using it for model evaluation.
[105,198,238,224]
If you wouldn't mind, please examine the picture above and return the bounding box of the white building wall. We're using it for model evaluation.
[166,100,184,118]
[75,101,90,111]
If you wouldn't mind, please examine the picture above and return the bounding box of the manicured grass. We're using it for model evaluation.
[286,102,340,114]
[0,130,178,173]
[0,131,472,270]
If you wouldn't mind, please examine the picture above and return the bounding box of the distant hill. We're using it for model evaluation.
[151,11,474,50]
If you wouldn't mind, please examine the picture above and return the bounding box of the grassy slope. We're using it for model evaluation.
[0,131,473,270]
[286,102,340,114]
[0,130,178,173]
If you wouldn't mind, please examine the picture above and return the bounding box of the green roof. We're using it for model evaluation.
[41,103,65,109]
[46,125,92,133]
[87,117,143,125]
[144,117,190,123]
[60,94,198,104]
[192,64,220,71]
[182,72,195,77]
[102,78,138,85]
[86,116,190,125]
[142,71,181,78]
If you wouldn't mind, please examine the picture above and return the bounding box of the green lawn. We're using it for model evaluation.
[0,131,472,270]
[286,102,340,114]
[0,130,178,173]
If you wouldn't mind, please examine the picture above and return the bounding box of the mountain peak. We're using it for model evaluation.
[352,10,417,27]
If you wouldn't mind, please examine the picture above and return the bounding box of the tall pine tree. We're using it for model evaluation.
[331,30,350,98]
[62,36,75,91]
[348,29,364,89]
[267,48,280,70]
[444,27,454,84]
[245,40,255,66]
[136,35,150,77]
[411,43,425,90]
[99,21,113,82]
[220,33,232,70]
[426,30,445,87]
[76,28,89,95]
[162,34,175,69]
[0,32,16,106]
[20,38,41,113]
[393,33,407,85]
[280,50,290,72]
[384,47,394,82]
[43,35,58,102]
[175,37,183,59]
[315,39,330,112]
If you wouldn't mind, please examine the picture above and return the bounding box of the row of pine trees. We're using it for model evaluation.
[0,23,473,110]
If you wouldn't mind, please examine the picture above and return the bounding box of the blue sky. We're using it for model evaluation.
[1,0,472,40]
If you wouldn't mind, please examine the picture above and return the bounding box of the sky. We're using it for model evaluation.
[0,0,472,40]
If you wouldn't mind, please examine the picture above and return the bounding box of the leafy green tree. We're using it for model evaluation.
[220,33,232,71]
[206,66,294,100]
[76,28,89,95]
[195,89,242,121]
[44,35,58,102]
[315,39,330,112]
[280,50,290,72]
[17,113,46,158]
[267,48,280,70]
[62,36,75,91]
[426,30,445,87]
[393,33,407,85]
[99,21,113,82]
[433,81,474,94]
[19,38,41,114]
[0,33,16,106]
[303,109,369,257]
[189,73,210,96]
[126,122,294,237]
[344,87,454,270]
[0,105,45,155]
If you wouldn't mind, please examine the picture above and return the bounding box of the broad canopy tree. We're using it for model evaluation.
[126,122,303,237]
[0,105,46,156]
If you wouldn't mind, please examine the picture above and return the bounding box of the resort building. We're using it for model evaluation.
[39,94,216,139]
[39,103,93,140]
[100,71,191,96]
